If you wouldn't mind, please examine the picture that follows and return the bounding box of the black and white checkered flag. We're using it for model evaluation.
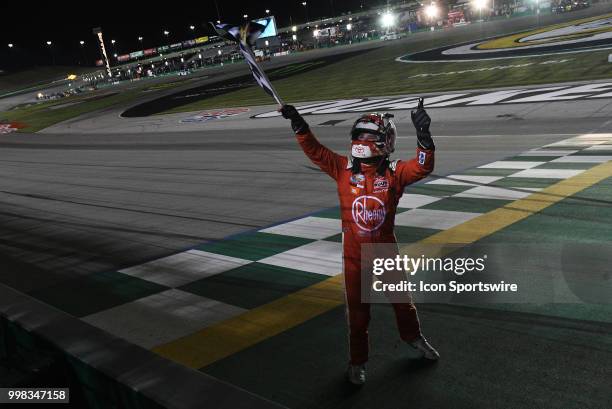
[212,21,284,106]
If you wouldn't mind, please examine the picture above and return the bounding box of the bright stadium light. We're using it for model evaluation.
[79,40,85,45]
[163,30,170,36]
[313,29,320,37]
[190,25,195,30]
[8,43,14,48]
[265,40,269,46]
[346,23,352,31]
[243,14,248,19]
[113,53,117,58]
[425,3,439,19]
[111,39,116,44]
[265,9,270,14]
[381,12,396,28]
[46,41,52,46]
[292,25,297,32]
[217,49,222,55]
[292,34,297,41]
[473,0,487,10]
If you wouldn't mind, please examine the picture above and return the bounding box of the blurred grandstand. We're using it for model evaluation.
[37,0,586,95]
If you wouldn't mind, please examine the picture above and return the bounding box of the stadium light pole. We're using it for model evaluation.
[302,1,309,24]
[46,41,55,65]
[79,40,86,66]
[7,43,14,64]
[138,36,143,60]
[214,0,222,23]
[265,9,270,15]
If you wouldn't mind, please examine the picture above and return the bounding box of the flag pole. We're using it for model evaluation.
[239,42,284,107]
[211,21,285,108]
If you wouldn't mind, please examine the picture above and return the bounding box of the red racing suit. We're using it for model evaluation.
[296,129,435,365]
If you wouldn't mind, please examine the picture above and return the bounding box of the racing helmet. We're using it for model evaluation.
[350,113,396,159]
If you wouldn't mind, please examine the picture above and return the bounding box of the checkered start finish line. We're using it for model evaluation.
[73,134,612,358]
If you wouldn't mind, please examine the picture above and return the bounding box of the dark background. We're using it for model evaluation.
[0,1,388,70]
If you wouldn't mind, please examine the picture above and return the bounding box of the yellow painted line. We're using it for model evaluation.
[153,275,345,368]
[152,161,612,369]
[476,13,612,50]
[417,161,612,246]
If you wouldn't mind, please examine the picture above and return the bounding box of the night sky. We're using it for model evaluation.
[0,1,387,69]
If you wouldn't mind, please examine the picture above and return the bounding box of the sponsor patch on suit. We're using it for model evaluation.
[350,174,365,188]
[373,177,389,193]
[418,151,427,165]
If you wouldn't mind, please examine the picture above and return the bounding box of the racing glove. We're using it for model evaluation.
[280,105,309,134]
[411,98,435,150]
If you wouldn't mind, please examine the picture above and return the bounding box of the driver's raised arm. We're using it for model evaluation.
[280,104,347,181]
[396,100,436,188]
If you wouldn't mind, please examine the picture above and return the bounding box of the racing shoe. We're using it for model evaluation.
[409,336,440,361]
[346,364,366,385]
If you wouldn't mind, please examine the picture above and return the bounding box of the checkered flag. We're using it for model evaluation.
[212,21,284,106]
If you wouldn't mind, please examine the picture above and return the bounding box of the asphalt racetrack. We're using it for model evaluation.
[1,5,612,409]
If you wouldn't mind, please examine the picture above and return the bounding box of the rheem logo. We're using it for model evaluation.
[351,195,386,232]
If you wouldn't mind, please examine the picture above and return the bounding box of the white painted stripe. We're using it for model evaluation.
[83,289,246,349]
[574,133,612,140]
[259,241,343,276]
[397,194,442,208]
[455,186,532,200]
[478,161,544,169]
[583,145,612,151]
[506,84,612,104]
[395,208,481,230]
[518,150,578,156]
[260,216,342,240]
[426,175,503,186]
[550,155,612,163]
[544,140,607,147]
[119,250,251,287]
[508,168,586,179]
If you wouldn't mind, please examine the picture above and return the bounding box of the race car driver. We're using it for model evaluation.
[280,99,439,386]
